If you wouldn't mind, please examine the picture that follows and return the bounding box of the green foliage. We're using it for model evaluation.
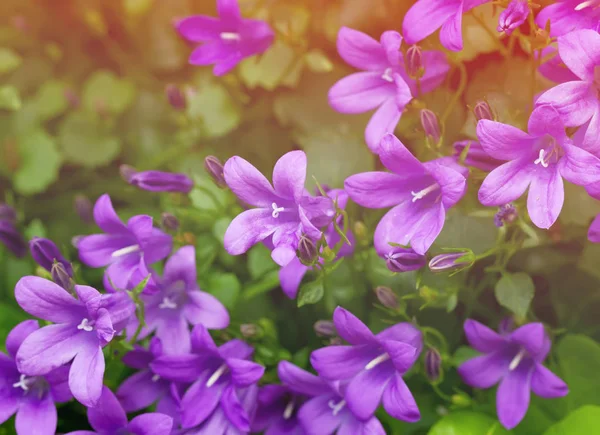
[428,411,511,435]
[494,272,535,319]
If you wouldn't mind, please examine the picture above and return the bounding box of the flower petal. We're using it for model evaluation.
[185,291,230,329]
[560,141,600,185]
[223,209,279,256]
[162,245,196,289]
[365,99,403,153]
[6,320,39,359]
[423,159,467,209]
[536,81,596,127]
[175,16,225,42]
[277,361,330,397]
[457,352,510,388]
[416,50,451,93]
[180,373,224,428]
[46,365,73,403]
[297,394,341,435]
[142,229,173,265]
[440,3,464,51]
[279,258,308,299]
[464,319,506,352]
[332,306,377,345]
[346,363,393,420]
[527,166,564,229]
[379,133,427,177]
[509,323,548,359]
[227,358,265,387]
[310,345,378,380]
[476,120,534,161]
[191,324,220,355]
[272,150,307,201]
[87,386,128,432]
[150,354,205,383]
[536,1,595,37]
[496,362,533,430]
[402,0,458,45]
[217,0,241,24]
[69,342,105,407]
[382,373,421,423]
[15,276,84,323]
[328,72,396,114]
[15,394,57,435]
[527,105,568,142]
[380,340,418,373]
[557,29,600,81]
[128,413,174,435]
[344,172,411,209]
[479,159,534,206]
[221,385,251,432]
[78,234,131,268]
[93,194,127,235]
[589,213,600,242]
[336,27,388,71]
[530,364,568,398]
[572,109,600,156]
[219,338,254,360]
[117,370,164,412]
[224,155,277,207]
[0,388,19,425]
[377,323,423,351]
[155,314,191,355]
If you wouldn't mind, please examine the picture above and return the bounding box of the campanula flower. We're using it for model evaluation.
[538,46,579,85]
[477,105,600,229]
[536,0,600,37]
[176,0,274,76]
[328,27,449,152]
[497,0,529,35]
[385,247,426,273]
[588,212,600,242]
[223,150,335,267]
[453,140,503,172]
[29,237,73,277]
[0,321,71,435]
[124,167,194,193]
[345,133,467,255]
[311,307,422,422]
[458,320,568,429]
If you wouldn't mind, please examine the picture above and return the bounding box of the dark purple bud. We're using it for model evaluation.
[314,320,336,337]
[128,170,194,193]
[473,100,494,121]
[204,156,226,188]
[297,235,318,266]
[385,247,426,273]
[498,317,515,335]
[420,109,441,144]
[165,84,187,111]
[406,45,423,78]
[29,237,73,276]
[375,286,399,309]
[497,0,529,35]
[428,251,474,273]
[74,194,93,225]
[64,88,80,109]
[120,164,138,183]
[0,204,17,222]
[453,140,502,172]
[425,348,442,383]
[240,323,258,338]
[51,262,74,292]
[0,221,26,257]
[494,203,518,227]
[161,212,180,231]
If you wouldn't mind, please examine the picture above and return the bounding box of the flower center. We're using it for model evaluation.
[328,399,346,416]
[574,0,600,10]
[381,67,394,82]
[220,32,241,41]
[283,399,295,420]
[13,374,30,391]
[533,137,562,168]
[365,353,390,370]
[152,374,161,382]
[111,244,140,258]
[206,363,228,387]
[271,202,286,218]
[508,348,527,371]
[77,318,94,332]
[411,183,440,203]
[159,296,177,309]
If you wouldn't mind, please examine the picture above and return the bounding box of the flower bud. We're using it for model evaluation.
[425,348,442,383]
[240,323,258,338]
[127,169,194,193]
[51,262,74,292]
[0,221,26,257]
[428,251,474,273]
[204,156,226,188]
[385,247,426,273]
[0,204,17,222]
[494,203,518,227]
[161,212,180,231]
[375,286,399,309]
[497,0,529,35]
[453,140,502,172]
[406,45,423,79]
[165,84,187,111]
[420,109,441,144]
[297,235,318,266]
[314,320,336,337]
[119,164,138,183]
[29,237,73,276]
[473,101,494,121]
[74,194,93,225]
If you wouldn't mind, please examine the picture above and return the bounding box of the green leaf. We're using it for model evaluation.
[239,41,297,90]
[494,272,535,318]
[187,84,241,138]
[452,346,481,366]
[0,48,22,74]
[556,335,600,410]
[82,70,136,114]
[206,273,241,310]
[0,302,29,353]
[24,219,47,240]
[297,279,324,307]
[304,49,333,73]
[33,80,69,120]
[14,129,62,195]
[243,269,281,300]
[212,217,230,244]
[247,244,277,280]
[428,411,511,435]
[0,86,21,111]
[543,406,600,435]
[58,111,121,167]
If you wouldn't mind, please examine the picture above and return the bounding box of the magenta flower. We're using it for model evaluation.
[65,386,173,435]
[345,134,467,255]
[14,277,134,406]
[29,237,73,277]
[588,213,600,242]
[310,307,422,422]
[453,140,502,172]
[538,46,579,85]
[77,194,172,290]
[0,321,71,435]
[536,0,600,37]
[176,0,274,76]
[224,151,335,267]
[458,320,568,429]
[477,105,600,229]
[125,168,194,193]
[328,27,449,152]
[497,0,529,35]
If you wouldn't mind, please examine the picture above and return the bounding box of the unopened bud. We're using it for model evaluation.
[240,323,258,338]
[165,84,187,111]
[119,164,138,183]
[74,195,93,225]
[420,109,441,144]
[314,320,336,337]
[29,237,73,276]
[161,213,180,231]
[204,156,226,188]
[473,101,494,121]
[494,203,518,227]
[0,204,17,222]
[51,262,74,292]
[497,0,529,35]
[375,286,399,309]
[297,235,318,266]
[425,348,442,383]
[385,247,426,273]
[128,169,193,193]
[428,251,474,273]
[406,45,423,79]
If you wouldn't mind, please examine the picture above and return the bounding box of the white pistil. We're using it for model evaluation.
[381,67,394,82]
[13,374,29,391]
[159,297,177,309]
[152,374,161,382]
[534,149,549,168]
[365,353,390,370]
[220,32,241,41]
[411,183,439,203]
[271,202,285,218]
[575,0,595,10]
[77,318,94,332]
[328,399,346,416]
[509,349,527,371]
[283,400,295,420]
[206,364,228,387]
[111,244,140,258]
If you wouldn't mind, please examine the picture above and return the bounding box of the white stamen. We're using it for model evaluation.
[283,400,295,419]
[77,318,94,332]
[111,244,140,258]
[411,183,439,203]
[509,349,527,371]
[381,67,394,82]
[365,353,390,370]
[533,149,549,168]
[206,364,228,387]
[220,32,241,41]
[575,0,595,10]
[328,399,346,416]
[13,374,29,391]
[152,374,161,382]
[271,202,285,218]
[159,297,177,309]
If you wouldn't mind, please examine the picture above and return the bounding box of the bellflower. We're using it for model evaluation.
[453,140,502,172]
[538,46,579,85]
[29,237,73,276]
[477,105,600,229]
[14,276,135,406]
[536,0,600,37]
[77,194,172,290]
[311,307,422,422]
[128,246,230,354]
[345,133,467,255]
[150,325,265,429]
[458,320,568,429]
[588,213,600,242]
[328,27,449,152]
[497,0,529,35]
[66,386,173,435]
[0,320,71,435]
[176,0,274,76]
[223,150,335,267]
[0,218,26,257]
[125,168,194,193]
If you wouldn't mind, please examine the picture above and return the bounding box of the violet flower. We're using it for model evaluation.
[453,140,502,172]
[149,325,264,429]
[0,218,26,258]
[128,246,230,354]
[29,237,73,277]
[536,0,600,37]
[477,105,600,229]
[458,320,568,429]
[77,194,172,290]
[223,150,335,267]
[0,320,72,435]
[328,27,449,152]
[538,46,579,85]
[310,307,422,422]
[65,386,173,435]
[345,133,467,255]
[385,247,427,273]
[14,276,135,406]
[176,0,274,76]
[497,0,529,35]
[125,168,194,193]
[588,212,600,243]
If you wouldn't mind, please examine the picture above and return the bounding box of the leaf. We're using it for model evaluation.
[304,49,333,73]
[33,80,69,120]
[239,41,297,90]
[428,411,511,435]
[297,279,324,307]
[0,48,22,74]
[543,406,600,435]
[82,70,136,114]
[0,86,21,111]
[451,346,481,367]
[556,335,600,410]
[58,111,121,167]
[494,272,535,318]
[206,273,241,310]
[187,83,241,138]
[248,244,277,280]
[14,129,62,195]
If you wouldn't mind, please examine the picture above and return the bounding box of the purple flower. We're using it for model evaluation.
[477,105,600,229]
[497,0,529,35]
[310,307,422,422]
[77,194,172,290]
[385,247,427,273]
[453,140,502,172]
[14,276,134,406]
[345,133,467,255]
[403,0,490,51]
[458,320,568,429]
[128,246,230,354]
[0,217,26,257]
[536,0,600,37]
[65,386,173,435]
[126,168,194,193]
[588,212,600,242]
[176,0,274,76]
[328,27,449,152]
[0,320,71,435]
[29,237,73,277]
[149,325,264,429]
[223,151,335,267]
[538,46,580,85]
